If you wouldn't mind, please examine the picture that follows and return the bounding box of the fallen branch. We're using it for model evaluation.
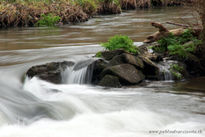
[166,21,190,28]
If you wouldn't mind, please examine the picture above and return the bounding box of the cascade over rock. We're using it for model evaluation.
[26,61,74,84]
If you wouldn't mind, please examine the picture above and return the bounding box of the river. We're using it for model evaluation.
[0,7,205,137]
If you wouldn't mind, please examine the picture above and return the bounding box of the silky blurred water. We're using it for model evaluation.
[0,7,204,137]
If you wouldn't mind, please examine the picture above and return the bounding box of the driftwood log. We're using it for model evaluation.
[144,22,185,43]
[144,22,202,43]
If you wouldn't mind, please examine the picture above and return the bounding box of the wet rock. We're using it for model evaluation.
[184,56,203,76]
[139,42,163,62]
[91,59,109,84]
[101,49,126,60]
[26,61,74,84]
[98,75,121,88]
[140,56,160,80]
[148,53,163,62]
[100,64,145,84]
[109,53,144,69]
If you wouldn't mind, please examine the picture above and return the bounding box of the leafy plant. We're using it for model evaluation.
[170,64,184,72]
[169,64,184,80]
[96,51,102,57]
[171,71,183,80]
[101,35,139,54]
[168,44,190,59]
[151,44,167,53]
[35,14,61,27]
[153,29,202,59]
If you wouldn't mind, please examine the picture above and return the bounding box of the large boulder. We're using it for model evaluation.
[100,64,145,85]
[26,61,74,84]
[109,53,144,69]
[98,75,121,88]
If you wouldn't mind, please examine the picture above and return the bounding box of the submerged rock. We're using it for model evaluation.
[100,64,145,85]
[26,61,74,84]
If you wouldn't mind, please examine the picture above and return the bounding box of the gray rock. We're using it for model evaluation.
[26,61,74,84]
[100,64,145,84]
[90,59,109,84]
[98,75,121,88]
[101,49,126,60]
[109,53,144,69]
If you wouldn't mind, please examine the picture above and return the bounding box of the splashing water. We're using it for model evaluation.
[157,60,178,81]
[62,58,96,84]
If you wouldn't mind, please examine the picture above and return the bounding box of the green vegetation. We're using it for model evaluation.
[0,0,89,28]
[170,64,184,72]
[0,0,189,28]
[171,71,183,80]
[169,64,184,80]
[152,29,202,59]
[74,0,97,15]
[96,51,102,57]
[101,35,139,54]
[35,14,61,27]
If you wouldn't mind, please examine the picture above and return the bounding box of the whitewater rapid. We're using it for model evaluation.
[0,74,205,137]
[0,44,204,137]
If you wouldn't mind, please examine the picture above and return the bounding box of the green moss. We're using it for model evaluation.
[101,35,139,54]
[96,51,102,57]
[35,14,61,27]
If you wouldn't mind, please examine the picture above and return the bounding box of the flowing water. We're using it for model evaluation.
[0,7,205,137]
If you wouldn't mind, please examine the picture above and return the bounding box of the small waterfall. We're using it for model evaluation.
[62,58,96,84]
[157,60,177,81]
